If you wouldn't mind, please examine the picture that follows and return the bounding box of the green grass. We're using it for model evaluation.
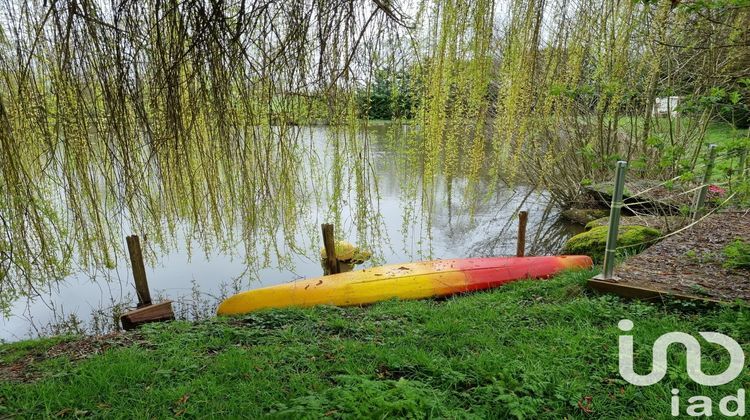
[723,239,750,270]
[704,122,748,147]
[2,269,749,418]
[0,336,73,365]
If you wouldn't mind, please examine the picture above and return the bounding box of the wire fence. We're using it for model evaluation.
[597,143,749,279]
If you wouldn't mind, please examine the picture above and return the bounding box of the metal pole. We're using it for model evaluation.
[601,161,627,280]
[691,144,717,221]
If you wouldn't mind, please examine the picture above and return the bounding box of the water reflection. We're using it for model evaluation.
[1,124,580,341]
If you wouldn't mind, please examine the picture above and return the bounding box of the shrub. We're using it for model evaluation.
[723,239,750,270]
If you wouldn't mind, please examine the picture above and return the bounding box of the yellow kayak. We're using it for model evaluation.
[217,255,592,316]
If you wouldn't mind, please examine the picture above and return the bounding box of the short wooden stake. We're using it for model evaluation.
[121,235,174,330]
[516,211,528,257]
[321,223,340,275]
[120,301,174,330]
[126,235,152,307]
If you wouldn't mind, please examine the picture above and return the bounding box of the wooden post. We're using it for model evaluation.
[516,211,528,257]
[126,235,152,307]
[321,224,340,275]
[121,234,174,330]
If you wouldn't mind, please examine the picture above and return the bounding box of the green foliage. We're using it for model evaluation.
[269,375,460,418]
[1,0,749,313]
[3,270,750,418]
[680,0,750,12]
[0,0,395,309]
[357,71,418,120]
[563,225,661,263]
[688,284,710,297]
[684,84,750,129]
[723,239,750,269]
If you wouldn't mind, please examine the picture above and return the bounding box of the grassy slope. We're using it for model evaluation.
[1,269,749,418]
[704,121,748,146]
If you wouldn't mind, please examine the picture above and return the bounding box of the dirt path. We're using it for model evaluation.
[614,211,750,302]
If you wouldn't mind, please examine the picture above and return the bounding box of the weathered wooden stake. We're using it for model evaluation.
[739,146,748,182]
[691,144,717,221]
[121,234,174,330]
[321,223,340,275]
[126,235,152,307]
[516,211,528,257]
[120,301,174,330]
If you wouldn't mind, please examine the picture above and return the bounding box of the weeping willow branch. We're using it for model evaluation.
[0,0,403,311]
[0,0,747,311]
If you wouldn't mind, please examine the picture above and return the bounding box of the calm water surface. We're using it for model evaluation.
[1,125,582,341]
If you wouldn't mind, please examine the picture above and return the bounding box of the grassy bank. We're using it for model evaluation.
[2,269,748,418]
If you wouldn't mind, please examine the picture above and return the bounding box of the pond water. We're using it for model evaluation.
[0,125,582,341]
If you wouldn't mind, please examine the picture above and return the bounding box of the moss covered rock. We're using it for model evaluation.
[584,216,686,233]
[561,208,609,226]
[563,225,662,263]
[320,241,372,274]
[319,241,371,263]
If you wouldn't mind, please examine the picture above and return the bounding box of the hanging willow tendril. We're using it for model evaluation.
[1,0,747,312]
[0,0,408,312]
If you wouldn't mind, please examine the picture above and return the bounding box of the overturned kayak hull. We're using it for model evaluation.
[217,255,592,316]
